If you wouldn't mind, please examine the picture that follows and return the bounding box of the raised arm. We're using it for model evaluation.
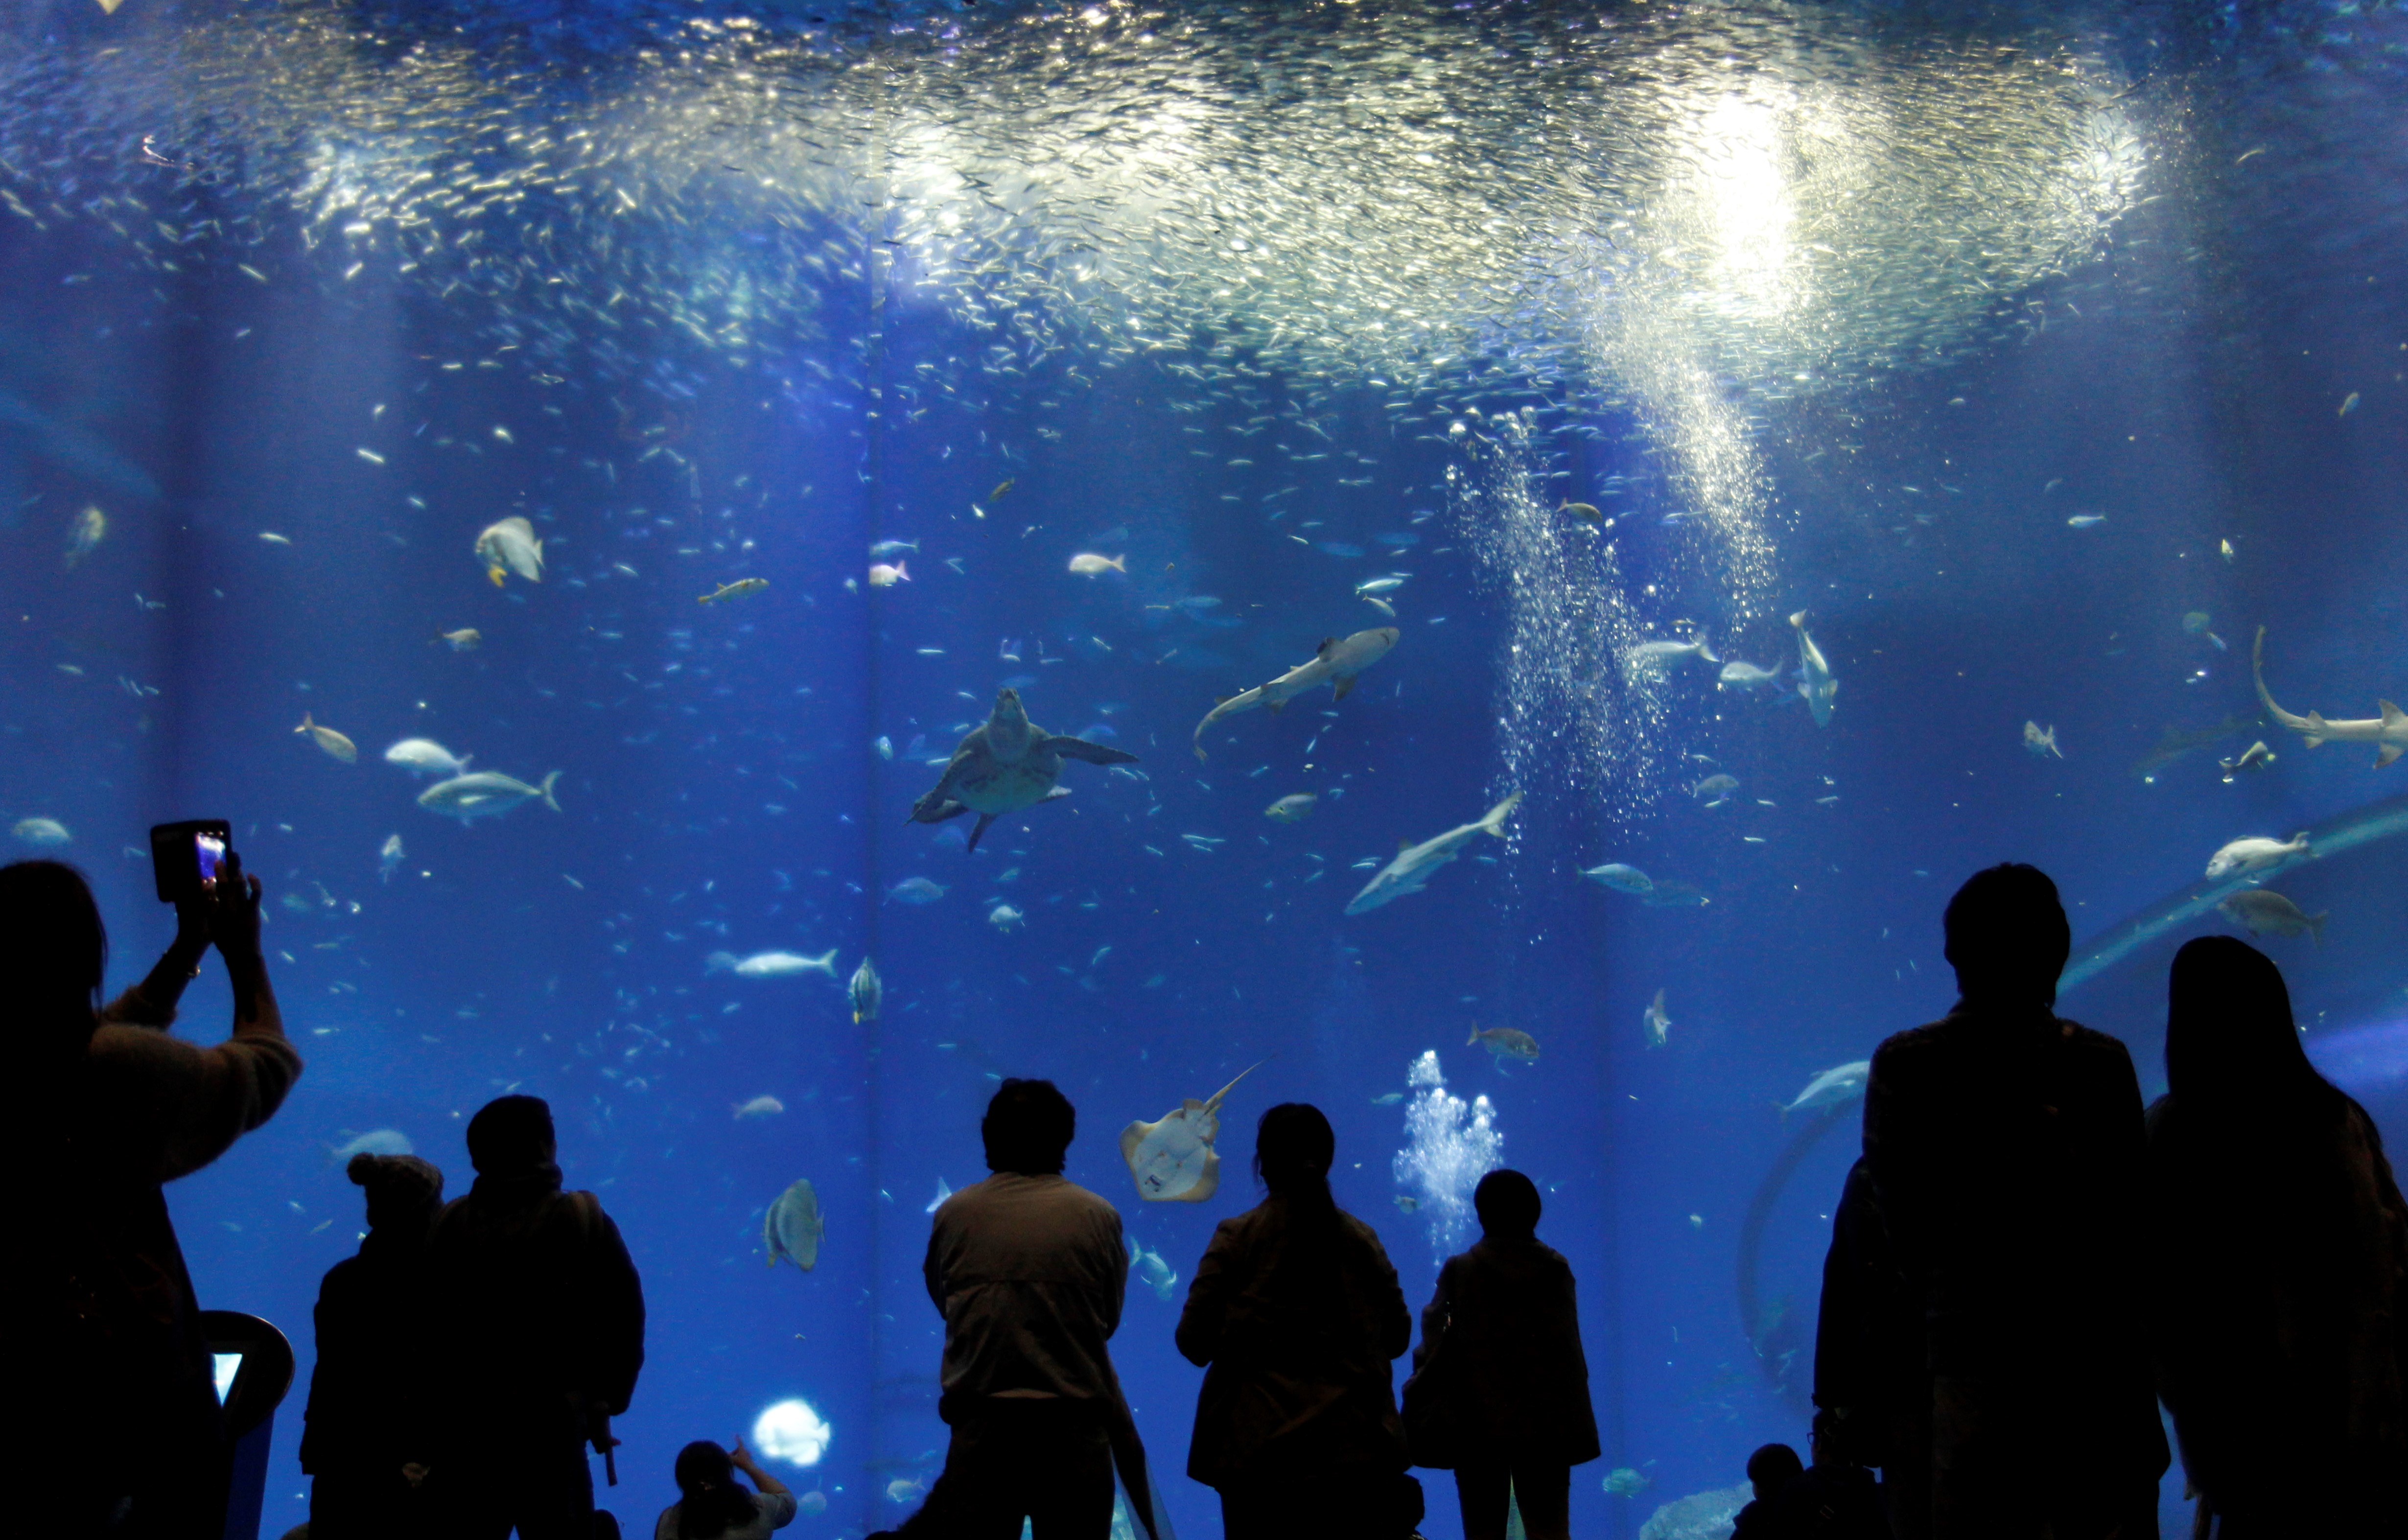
[731,1437,791,1497]
[95,851,302,1184]
[102,895,212,1027]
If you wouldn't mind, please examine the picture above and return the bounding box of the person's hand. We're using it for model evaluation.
[731,1437,763,1473]
[204,848,264,962]
[170,892,211,956]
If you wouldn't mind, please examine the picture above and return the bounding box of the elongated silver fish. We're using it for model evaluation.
[417,769,561,821]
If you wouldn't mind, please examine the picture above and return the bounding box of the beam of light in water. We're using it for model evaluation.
[2308,1017,2408,1096]
[1451,409,1664,825]
[0,3,2148,401]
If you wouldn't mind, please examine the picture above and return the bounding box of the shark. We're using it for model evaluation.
[1192,627,1398,759]
[1790,611,1838,727]
[1345,792,1520,915]
[1781,1061,1870,1117]
[2253,627,2408,767]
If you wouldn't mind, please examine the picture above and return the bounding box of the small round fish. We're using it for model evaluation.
[2217,888,2327,944]
[2205,832,2311,881]
[384,738,472,778]
[849,957,883,1024]
[1581,862,1654,895]
[1264,793,1317,823]
[1468,1023,1540,1065]
[764,1178,824,1272]
[474,515,544,585]
[1068,553,1126,576]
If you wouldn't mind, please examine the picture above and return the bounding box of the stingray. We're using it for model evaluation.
[764,1177,824,1271]
[1120,1061,1264,1203]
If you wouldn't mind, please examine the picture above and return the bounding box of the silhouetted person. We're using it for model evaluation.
[1862,863,2166,1540]
[1178,1102,1418,1540]
[1735,1445,1808,1538]
[1812,1159,1916,1501]
[1731,1426,1889,1540]
[879,1078,1157,1540]
[302,1151,445,1537]
[1407,1169,1597,1540]
[426,1095,645,1540]
[9,853,297,1538]
[655,1439,795,1540]
[2146,935,2408,1536]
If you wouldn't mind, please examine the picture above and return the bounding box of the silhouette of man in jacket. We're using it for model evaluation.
[1862,864,2165,1540]
[425,1095,645,1540]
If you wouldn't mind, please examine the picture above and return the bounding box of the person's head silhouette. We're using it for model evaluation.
[2166,934,2331,1110]
[1253,1102,1336,1206]
[466,1094,556,1175]
[1473,1168,1542,1241]
[0,859,107,1043]
[982,1078,1075,1175]
[1942,863,2070,1009]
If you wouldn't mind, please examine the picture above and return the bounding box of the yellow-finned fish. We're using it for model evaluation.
[700,578,770,605]
[473,516,543,586]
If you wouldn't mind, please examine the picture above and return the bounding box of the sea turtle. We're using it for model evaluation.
[909,687,1138,852]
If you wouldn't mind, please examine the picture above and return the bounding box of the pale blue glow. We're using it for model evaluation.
[212,1352,243,1404]
[753,1398,832,1466]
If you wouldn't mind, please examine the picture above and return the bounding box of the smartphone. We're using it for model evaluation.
[150,820,233,905]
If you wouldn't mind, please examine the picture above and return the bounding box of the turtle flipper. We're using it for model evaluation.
[1045,735,1140,766]
[964,814,997,852]
[909,794,971,825]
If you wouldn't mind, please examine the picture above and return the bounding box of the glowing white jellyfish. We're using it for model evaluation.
[1391,1050,1504,1264]
[752,1399,832,1467]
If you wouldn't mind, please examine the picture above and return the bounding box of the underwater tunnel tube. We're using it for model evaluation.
[1733,786,2408,1412]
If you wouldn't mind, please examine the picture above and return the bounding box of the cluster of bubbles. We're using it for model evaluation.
[1392,1049,1503,1264]
[1451,408,1665,827]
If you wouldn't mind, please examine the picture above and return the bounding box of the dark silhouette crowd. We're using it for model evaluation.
[1805,864,2408,1540]
[16,845,2408,1540]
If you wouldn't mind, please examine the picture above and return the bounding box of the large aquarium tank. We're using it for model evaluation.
[5,0,2405,1535]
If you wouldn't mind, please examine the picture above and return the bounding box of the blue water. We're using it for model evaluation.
[3,1,2406,1536]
